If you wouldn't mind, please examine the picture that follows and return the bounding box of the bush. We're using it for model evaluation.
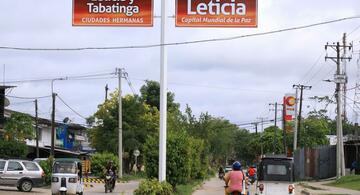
[144,131,207,187]
[134,179,173,195]
[0,140,27,158]
[91,152,119,177]
[39,157,54,185]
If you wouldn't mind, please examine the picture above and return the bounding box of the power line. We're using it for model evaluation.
[123,73,136,95]
[6,94,52,100]
[56,94,87,120]
[0,16,359,51]
[298,53,325,84]
[3,72,115,84]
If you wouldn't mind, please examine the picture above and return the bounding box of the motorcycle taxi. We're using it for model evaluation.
[51,158,84,195]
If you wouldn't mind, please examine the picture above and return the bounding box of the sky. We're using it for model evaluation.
[0,0,360,131]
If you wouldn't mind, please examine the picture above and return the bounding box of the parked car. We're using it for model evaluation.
[0,159,45,192]
[255,156,295,195]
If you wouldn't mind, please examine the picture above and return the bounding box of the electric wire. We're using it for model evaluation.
[0,16,359,51]
[6,94,52,100]
[56,94,87,120]
[3,72,115,84]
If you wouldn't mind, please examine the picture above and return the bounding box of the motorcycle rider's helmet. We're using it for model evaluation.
[232,161,241,170]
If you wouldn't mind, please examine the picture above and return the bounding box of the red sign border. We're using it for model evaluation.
[72,0,154,27]
[175,0,258,28]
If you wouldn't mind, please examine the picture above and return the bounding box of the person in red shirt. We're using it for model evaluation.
[247,164,256,184]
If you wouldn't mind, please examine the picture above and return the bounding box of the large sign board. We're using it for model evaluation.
[176,0,257,27]
[283,94,296,132]
[73,0,153,27]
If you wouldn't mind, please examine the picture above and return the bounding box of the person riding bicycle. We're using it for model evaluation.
[224,161,246,195]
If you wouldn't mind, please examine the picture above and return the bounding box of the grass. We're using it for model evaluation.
[174,179,205,195]
[325,175,360,191]
[118,172,146,182]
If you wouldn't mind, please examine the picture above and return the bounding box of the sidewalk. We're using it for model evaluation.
[299,180,360,195]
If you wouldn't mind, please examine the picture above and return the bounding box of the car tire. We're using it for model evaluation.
[17,186,22,191]
[20,180,33,192]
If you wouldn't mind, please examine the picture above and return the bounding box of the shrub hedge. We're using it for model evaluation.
[143,130,208,187]
[0,140,27,158]
[134,179,173,195]
[91,152,119,177]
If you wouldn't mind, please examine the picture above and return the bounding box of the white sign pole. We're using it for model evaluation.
[159,0,168,182]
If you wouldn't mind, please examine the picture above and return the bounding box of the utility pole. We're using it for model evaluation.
[117,68,123,178]
[343,33,348,121]
[35,99,39,158]
[269,103,278,127]
[293,88,299,151]
[293,84,312,150]
[105,84,109,102]
[254,122,258,134]
[325,40,352,178]
[282,103,287,155]
[257,117,266,157]
[269,102,279,154]
[51,93,56,157]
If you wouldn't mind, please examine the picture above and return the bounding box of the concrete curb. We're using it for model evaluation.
[301,189,311,195]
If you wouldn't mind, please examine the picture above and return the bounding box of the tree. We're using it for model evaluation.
[4,112,35,141]
[298,117,330,147]
[140,80,179,111]
[88,91,159,173]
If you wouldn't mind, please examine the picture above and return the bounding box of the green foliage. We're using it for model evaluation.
[39,157,54,185]
[88,92,158,173]
[144,130,207,186]
[0,139,27,158]
[4,112,35,141]
[140,80,179,111]
[134,179,173,195]
[298,118,330,148]
[91,152,119,177]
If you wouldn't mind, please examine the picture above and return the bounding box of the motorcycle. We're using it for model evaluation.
[219,172,225,180]
[246,172,256,185]
[104,171,115,193]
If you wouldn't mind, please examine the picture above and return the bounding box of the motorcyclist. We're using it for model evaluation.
[247,164,256,184]
[105,161,117,189]
[224,161,246,195]
[219,166,225,179]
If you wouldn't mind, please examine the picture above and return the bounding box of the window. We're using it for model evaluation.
[0,161,5,171]
[267,165,287,175]
[22,162,39,171]
[53,162,76,174]
[7,161,23,171]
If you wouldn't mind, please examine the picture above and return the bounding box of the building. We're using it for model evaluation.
[4,109,94,159]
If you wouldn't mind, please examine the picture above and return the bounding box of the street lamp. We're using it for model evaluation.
[50,77,67,157]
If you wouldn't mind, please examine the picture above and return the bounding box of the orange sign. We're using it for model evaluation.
[73,0,153,27]
[176,0,257,27]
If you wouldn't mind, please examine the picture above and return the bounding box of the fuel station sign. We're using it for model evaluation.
[284,94,296,132]
[73,0,153,27]
[176,0,257,27]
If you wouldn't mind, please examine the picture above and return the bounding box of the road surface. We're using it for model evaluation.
[0,180,140,195]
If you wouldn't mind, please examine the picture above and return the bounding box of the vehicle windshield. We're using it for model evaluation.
[258,159,293,182]
[53,162,77,174]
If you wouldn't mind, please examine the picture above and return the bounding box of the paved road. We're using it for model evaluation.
[193,177,305,195]
[0,181,140,195]
[193,177,257,195]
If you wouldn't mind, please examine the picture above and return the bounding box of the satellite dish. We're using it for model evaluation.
[4,98,10,107]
